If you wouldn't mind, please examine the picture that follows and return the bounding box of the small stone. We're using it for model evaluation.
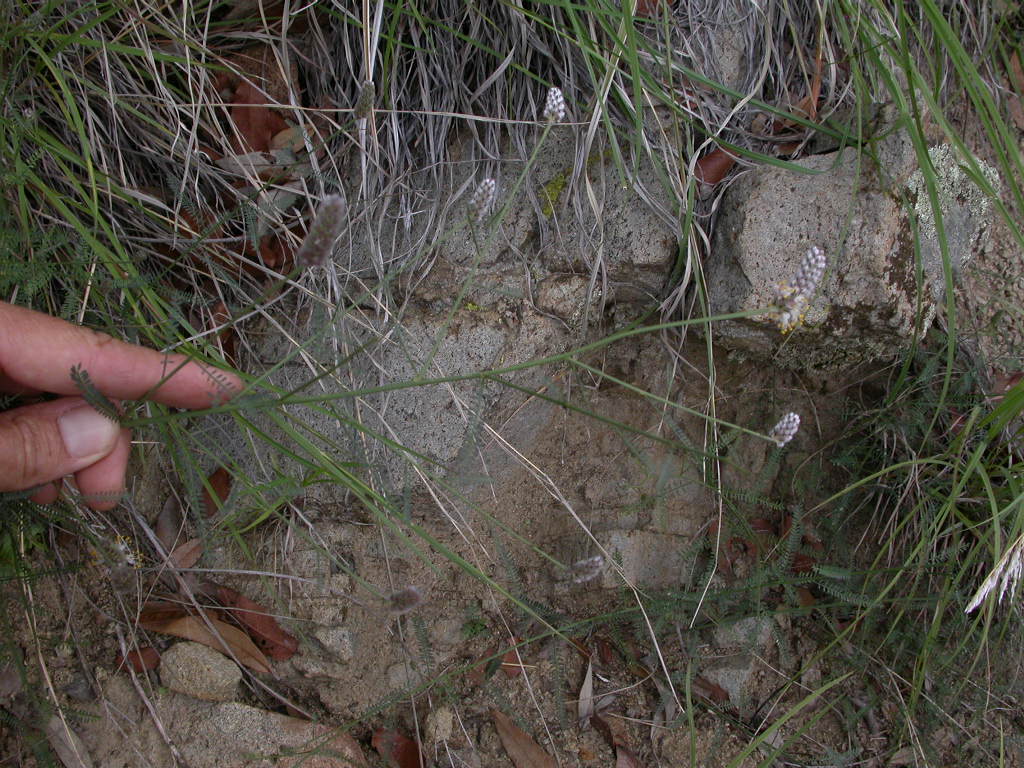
[425,705,454,744]
[428,617,465,653]
[313,627,354,663]
[387,662,424,692]
[291,654,348,680]
[159,641,241,703]
[598,530,690,589]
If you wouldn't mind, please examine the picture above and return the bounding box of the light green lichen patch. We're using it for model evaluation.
[538,149,613,217]
[906,144,999,296]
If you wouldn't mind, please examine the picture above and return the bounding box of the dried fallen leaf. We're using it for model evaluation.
[616,746,643,768]
[200,582,299,661]
[693,675,730,705]
[578,658,595,723]
[889,745,917,766]
[467,643,502,686]
[44,716,95,768]
[990,370,1024,402]
[633,0,667,17]
[1007,52,1024,131]
[155,497,184,554]
[371,728,424,768]
[201,467,232,517]
[114,646,161,674]
[139,613,271,675]
[227,79,291,154]
[501,646,525,679]
[0,662,22,700]
[168,538,203,570]
[491,710,557,768]
[693,147,738,187]
[796,587,817,608]
[592,712,643,766]
[791,553,816,574]
[137,600,190,625]
[208,301,238,366]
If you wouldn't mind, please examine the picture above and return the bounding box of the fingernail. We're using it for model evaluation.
[58,406,119,459]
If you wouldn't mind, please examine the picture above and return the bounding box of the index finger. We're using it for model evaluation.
[0,302,241,409]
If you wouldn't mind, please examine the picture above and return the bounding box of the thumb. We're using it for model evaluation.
[0,398,121,492]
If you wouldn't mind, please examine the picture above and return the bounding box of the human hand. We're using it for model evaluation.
[0,301,241,510]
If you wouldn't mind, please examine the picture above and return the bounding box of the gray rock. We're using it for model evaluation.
[701,616,777,715]
[159,641,240,703]
[424,705,454,744]
[313,627,354,663]
[597,529,694,589]
[290,654,349,681]
[165,700,366,768]
[707,130,998,369]
[387,661,425,692]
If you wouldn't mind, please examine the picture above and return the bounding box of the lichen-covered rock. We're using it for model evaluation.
[707,129,998,369]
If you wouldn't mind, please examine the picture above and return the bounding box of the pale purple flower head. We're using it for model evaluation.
[543,86,566,123]
[768,412,801,448]
[469,177,497,223]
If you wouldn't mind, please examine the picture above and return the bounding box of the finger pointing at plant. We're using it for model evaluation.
[0,301,241,509]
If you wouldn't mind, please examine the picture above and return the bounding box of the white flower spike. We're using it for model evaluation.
[772,246,827,333]
[469,177,497,223]
[295,195,347,269]
[543,86,566,123]
[768,412,801,448]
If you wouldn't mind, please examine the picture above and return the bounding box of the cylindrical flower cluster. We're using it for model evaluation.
[469,177,497,223]
[295,195,347,269]
[772,246,827,333]
[768,412,801,447]
[543,86,566,123]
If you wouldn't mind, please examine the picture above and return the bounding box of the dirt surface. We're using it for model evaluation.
[0,328,901,768]
[3,79,1023,768]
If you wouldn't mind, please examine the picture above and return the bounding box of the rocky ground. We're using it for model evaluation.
[2,31,1023,768]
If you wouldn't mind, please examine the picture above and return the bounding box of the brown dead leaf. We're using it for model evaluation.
[616,746,643,768]
[155,497,185,553]
[217,45,298,154]
[591,712,643,766]
[137,600,190,625]
[114,646,161,674]
[633,0,668,16]
[590,713,626,749]
[139,613,271,675]
[1007,52,1024,131]
[990,370,1024,402]
[693,147,738,187]
[201,467,232,517]
[501,646,525,678]
[270,125,306,153]
[200,582,298,661]
[792,42,824,123]
[796,587,817,608]
[467,642,502,686]
[791,553,816,574]
[208,301,238,366]
[491,710,557,768]
[168,538,203,570]
[371,728,424,768]
[693,675,730,705]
